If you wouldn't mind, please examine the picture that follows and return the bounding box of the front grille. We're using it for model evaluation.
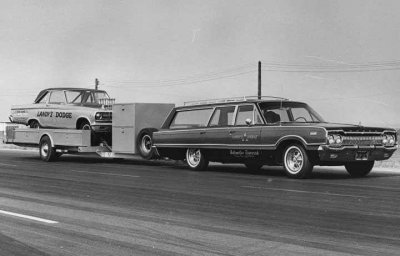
[98,98,115,110]
[342,136,383,146]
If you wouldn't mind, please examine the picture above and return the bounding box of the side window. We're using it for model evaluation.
[81,91,94,103]
[209,106,236,127]
[65,91,82,103]
[169,108,213,129]
[263,109,289,123]
[48,91,66,104]
[36,92,49,104]
[235,105,254,125]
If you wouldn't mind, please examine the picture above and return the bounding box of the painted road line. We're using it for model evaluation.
[70,170,140,178]
[241,185,368,198]
[0,210,58,224]
[0,163,17,167]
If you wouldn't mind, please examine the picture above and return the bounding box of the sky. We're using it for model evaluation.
[1,0,400,127]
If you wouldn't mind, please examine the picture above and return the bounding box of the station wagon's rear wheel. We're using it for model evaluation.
[283,144,313,179]
[345,161,374,177]
[39,136,56,162]
[137,128,158,160]
[186,148,209,171]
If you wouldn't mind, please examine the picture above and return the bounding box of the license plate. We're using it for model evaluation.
[355,151,368,160]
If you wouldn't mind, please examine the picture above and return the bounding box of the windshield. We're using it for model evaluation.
[94,91,110,101]
[65,90,109,104]
[258,102,325,124]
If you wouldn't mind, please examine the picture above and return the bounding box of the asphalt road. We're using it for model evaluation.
[0,149,399,256]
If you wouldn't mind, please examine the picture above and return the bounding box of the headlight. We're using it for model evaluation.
[328,135,335,145]
[327,134,343,146]
[95,112,112,121]
[383,134,396,147]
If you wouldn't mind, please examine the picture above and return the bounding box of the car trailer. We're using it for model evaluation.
[4,103,174,162]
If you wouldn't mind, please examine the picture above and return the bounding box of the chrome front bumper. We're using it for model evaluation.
[318,145,398,162]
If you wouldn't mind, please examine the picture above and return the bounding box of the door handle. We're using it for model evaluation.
[229,130,235,135]
[200,131,206,135]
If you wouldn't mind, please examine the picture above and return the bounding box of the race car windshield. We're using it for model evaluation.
[94,92,110,101]
[258,102,325,124]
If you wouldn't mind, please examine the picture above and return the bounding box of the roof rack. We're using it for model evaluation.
[184,96,289,106]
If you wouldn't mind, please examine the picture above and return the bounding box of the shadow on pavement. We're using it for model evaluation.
[17,153,400,180]
[0,233,50,256]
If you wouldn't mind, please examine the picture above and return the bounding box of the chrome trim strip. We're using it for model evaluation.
[153,141,323,148]
[156,125,328,133]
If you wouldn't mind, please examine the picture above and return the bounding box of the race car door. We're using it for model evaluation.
[45,90,67,128]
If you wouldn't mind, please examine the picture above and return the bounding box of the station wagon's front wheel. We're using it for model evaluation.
[283,144,313,179]
[186,148,209,171]
[345,161,374,177]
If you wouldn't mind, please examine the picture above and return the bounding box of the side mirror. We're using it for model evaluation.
[245,118,252,126]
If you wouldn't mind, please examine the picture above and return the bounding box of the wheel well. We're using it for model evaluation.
[76,118,90,129]
[28,119,39,126]
[138,128,158,135]
[40,134,52,147]
[137,128,159,148]
[275,139,305,164]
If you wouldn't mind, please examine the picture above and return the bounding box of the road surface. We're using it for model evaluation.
[0,149,399,256]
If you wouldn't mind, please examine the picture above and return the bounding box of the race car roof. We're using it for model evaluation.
[34,88,106,103]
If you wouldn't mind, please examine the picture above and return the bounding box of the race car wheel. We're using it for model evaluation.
[186,148,209,171]
[79,120,92,130]
[283,144,313,179]
[137,129,157,159]
[39,136,56,162]
[29,120,41,129]
[345,161,374,177]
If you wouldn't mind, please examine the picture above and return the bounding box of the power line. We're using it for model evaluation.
[262,66,400,73]
[103,63,256,85]
[261,59,400,68]
[104,59,400,88]
[104,69,257,88]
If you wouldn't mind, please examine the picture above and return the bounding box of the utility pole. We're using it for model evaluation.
[258,61,261,99]
[95,78,99,90]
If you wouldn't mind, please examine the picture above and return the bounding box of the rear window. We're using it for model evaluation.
[169,108,213,129]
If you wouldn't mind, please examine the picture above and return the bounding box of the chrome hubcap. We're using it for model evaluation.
[187,149,201,167]
[285,146,304,174]
[41,143,49,157]
[140,135,152,154]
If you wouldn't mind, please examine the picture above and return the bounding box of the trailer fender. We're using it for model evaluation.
[40,132,54,148]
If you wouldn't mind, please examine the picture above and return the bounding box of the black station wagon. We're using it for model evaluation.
[150,96,398,178]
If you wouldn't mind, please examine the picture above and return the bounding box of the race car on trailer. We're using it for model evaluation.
[5,103,174,161]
